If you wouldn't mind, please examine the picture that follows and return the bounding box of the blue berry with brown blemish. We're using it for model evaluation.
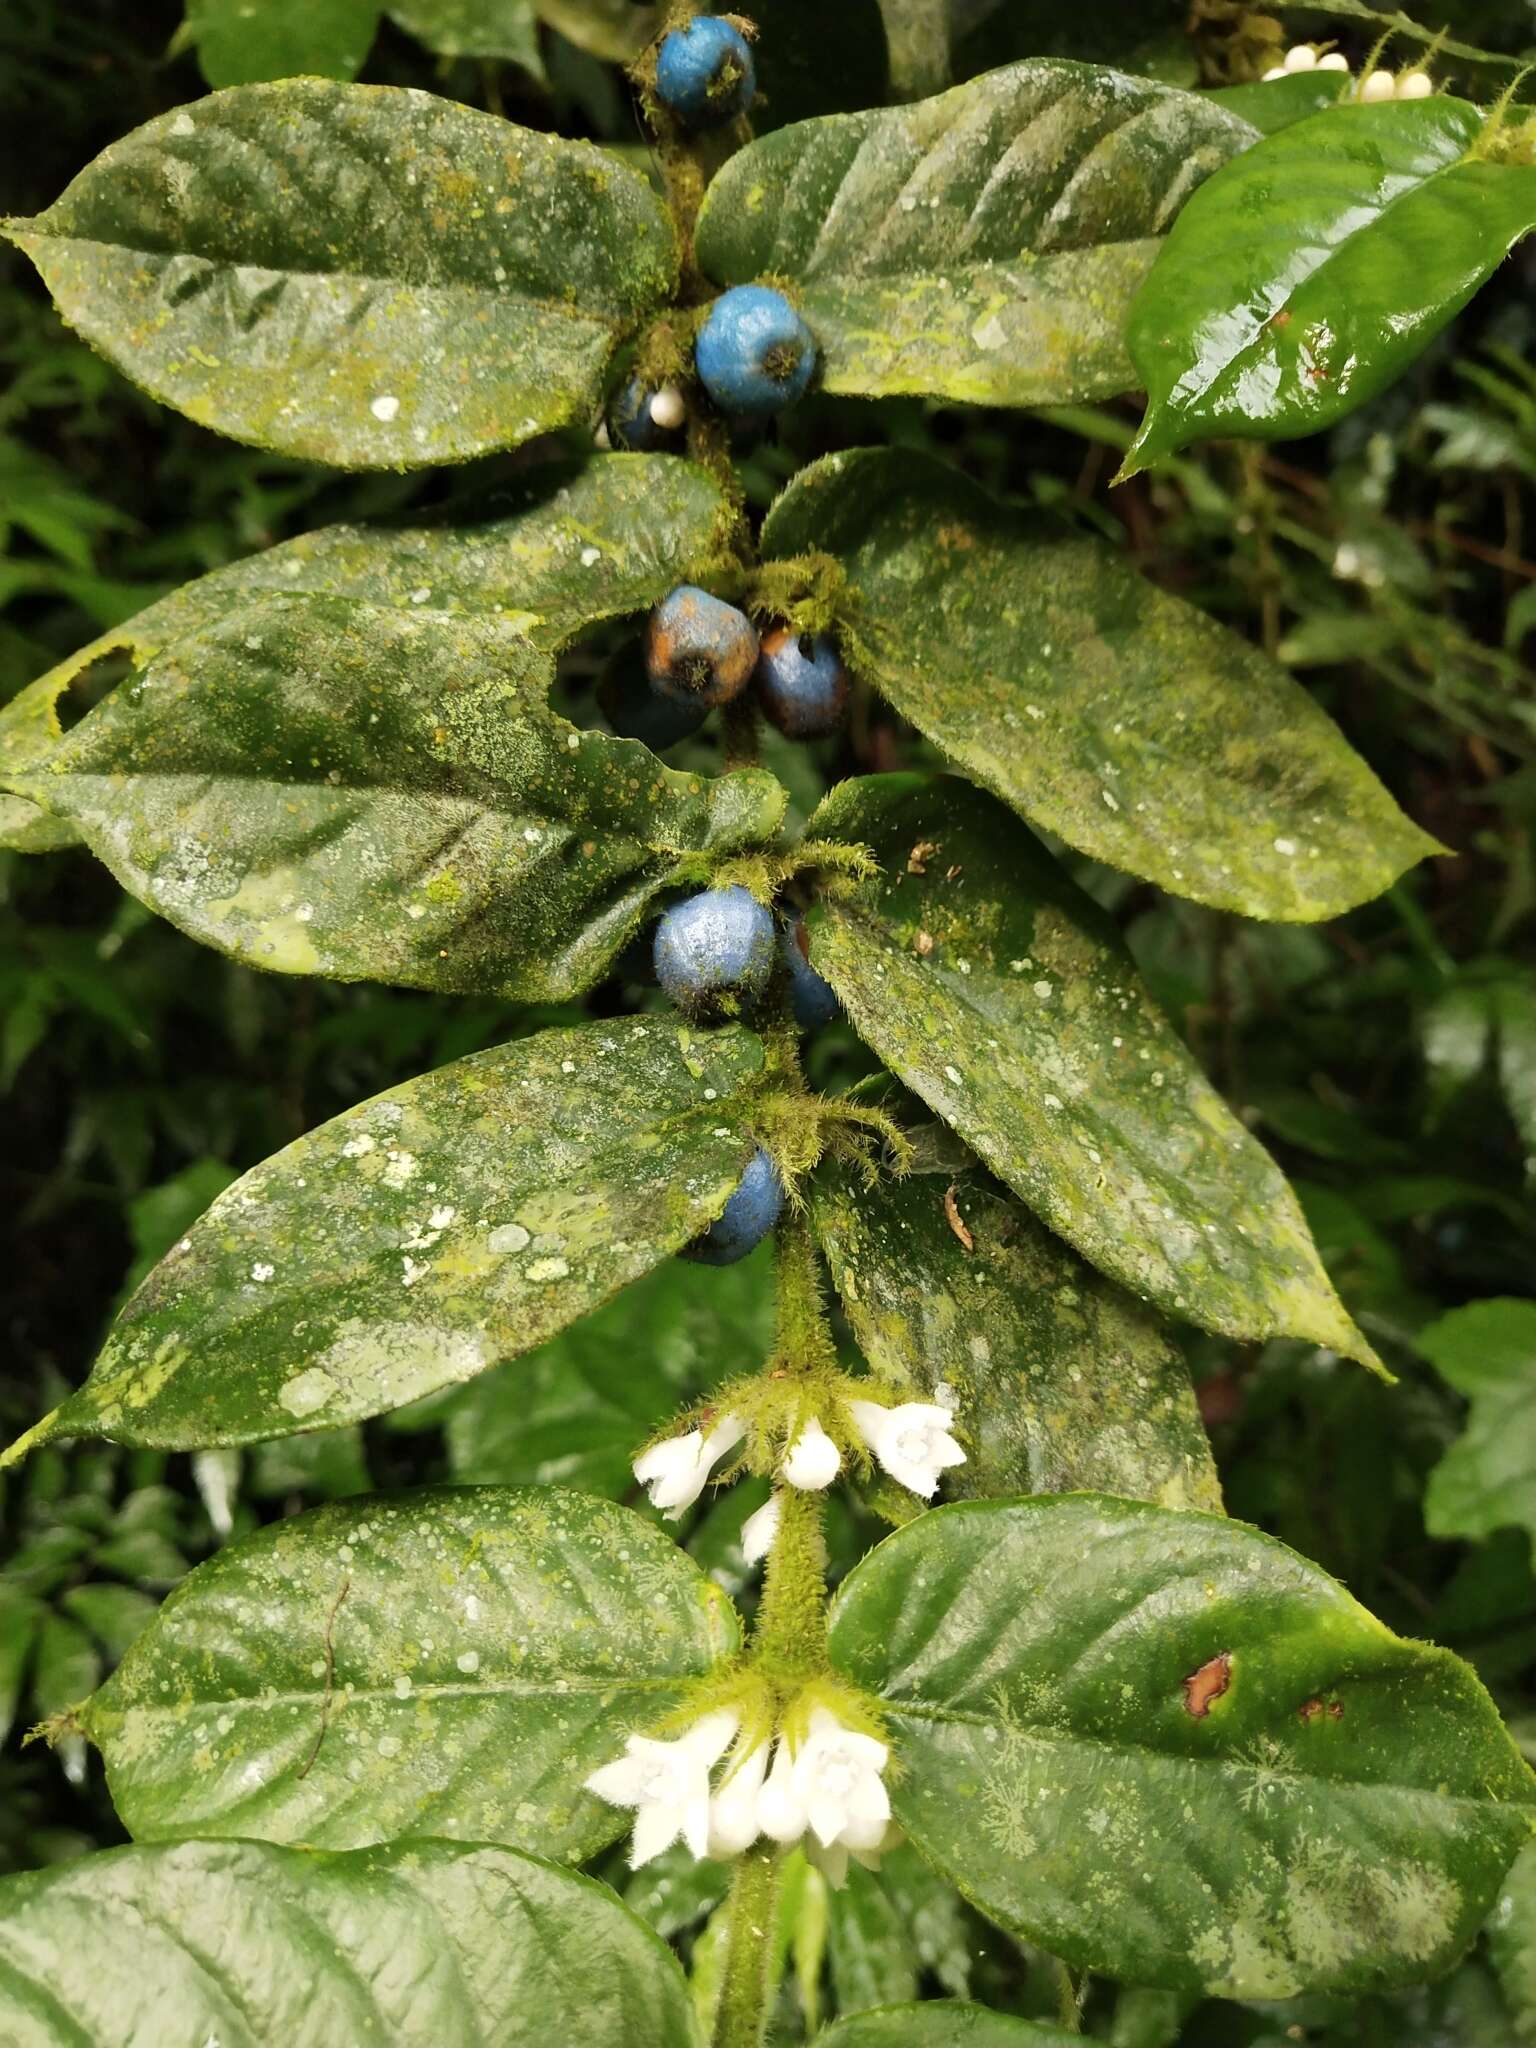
[654,17,756,129]
[646,585,759,708]
[756,626,849,739]
[683,1146,784,1264]
[654,884,776,1017]
[695,287,816,420]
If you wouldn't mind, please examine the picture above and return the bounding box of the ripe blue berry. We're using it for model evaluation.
[597,656,705,752]
[757,626,849,739]
[654,18,756,128]
[695,287,816,419]
[780,915,839,1032]
[683,1146,784,1264]
[654,884,775,1016]
[646,586,759,708]
[607,376,686,453]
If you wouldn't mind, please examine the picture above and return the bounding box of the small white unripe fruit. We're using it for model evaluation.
[1397,71,1433,99]
[1317,52,1350,72]
[1283,44,1318,71]
[1262,66,1287,81]
[649,384,687,430]
[1360,69,1395,101]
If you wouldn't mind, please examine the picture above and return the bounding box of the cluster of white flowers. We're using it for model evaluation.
[1261,44,1434,99]
[586,1702,894,1883]
[633,1397,966,1527]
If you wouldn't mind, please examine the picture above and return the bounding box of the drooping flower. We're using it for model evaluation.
[782,1416,841,1491]
[633,1413,746,1519]
[848,1398,966,1498]
[791,1706,891,1850]
[740,1492,782,1566]
[706,1728,771,1858]
[584,1709,738,1866]
[756,1734,808,1844]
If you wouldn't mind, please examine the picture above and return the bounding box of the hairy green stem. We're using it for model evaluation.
[710,1843,783,2048]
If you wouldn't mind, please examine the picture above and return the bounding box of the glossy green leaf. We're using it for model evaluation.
[3,1017,764,1459]
[390,0,542,67]
[16,593,781,999]
[763,448,1435,921]
[810,1128,1220,1509]
[1422,1299,1536,1559]
[828,1496,1536,1997]
[806,773,1377,1367]
[84,1486,737,1859]
[819,2006,1081,2048]
[1209,70,1350,136]
[0,1835,701,2046]
[695,60,1254,410]
[1124,100,1536,472]
[186,0,382,85]
[827,1863,918,2016]
[5,81,676,467]
[438,1249,773,1494]
[1490,1841,1536,2045]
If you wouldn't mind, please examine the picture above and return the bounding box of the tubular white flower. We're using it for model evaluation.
[848,1398,966,1499]
[584,1710,738,1867]
[1282,43,1317,71]
[791,1707,891,1850]
[740,1492,782,1566]
[706,1730,770,1858]
[633,1413,745,1519]
[756,1736,808,1843]
[782,1417,841,1491]
[804,1816,899,1890]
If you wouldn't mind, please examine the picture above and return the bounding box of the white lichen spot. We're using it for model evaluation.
[526,1256,569,1282]
[278,1369,333,1419]
[382,1149,418,1189]
[251,1262,275,1283]
[370,395,401,421]
[1032,981,1053,1001]
[1273,836,1298,856]
[428,1205,456,1230]
[409,587,431,605]
[170,112,195,136]
[579,545,602,567]
[341,1133,376,1159]
[394,1674,413,1699]
[457,1650,481,1674]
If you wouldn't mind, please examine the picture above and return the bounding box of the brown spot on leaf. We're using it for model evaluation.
[1182,1650,1232,1717]
[914,930,935,957]
[907,839,938,875]
[943,1184,973,1253]
[1298,1695,1345,1723]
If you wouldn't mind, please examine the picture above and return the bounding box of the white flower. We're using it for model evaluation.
[706,1731,770,1858]
[584,1710,738,1866]
[804,1816,900,1890]
[740,1493,782,1566]
[849,1398,966,1499]
[783,1417,840,1491]
[791,1707,891,1850]
[634,1413,745,1519]
[756,1735,808,1844]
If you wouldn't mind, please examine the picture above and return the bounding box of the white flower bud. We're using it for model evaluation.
[1317,52,1350,72]
[1262,66,1287,82]
[585,1709,738,1866]
[740,1492,782,1566]
[1282,44,1318,71]
[849,1398,966,1499]
[1397,70,1433,98]
[649,383,687,430]
[782,1417,840,1491]
[706,1731,770,1858]
[633,1413,745,1519]
[1360,69,1395,101]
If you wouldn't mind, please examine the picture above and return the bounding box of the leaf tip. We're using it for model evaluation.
[1,1410,61,1470]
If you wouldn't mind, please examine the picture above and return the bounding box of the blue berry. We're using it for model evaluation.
[655,17,756,128]
[695,287,816,419]
[683,1146,783,1264]
[654,884,775,1016]
[607,376,686,453]
[757,626,849,739]
[597,657,706,752]
[780,915,839,1031]
[646,585,759,708]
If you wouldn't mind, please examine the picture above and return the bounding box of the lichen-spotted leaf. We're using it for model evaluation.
[83,1486,738,1861]
[810,1128,1220,1510]
[1122,99,1536,471]
[763,448,1435,921]
[4,80,676,467]
[0,1836,701,2046]
[806,774,1378,1367]
[13,592,782,997]
[2,1018,764,1459]
[827,1496,1536,1997]
[694,60,1255,409]
[0,671,87,853]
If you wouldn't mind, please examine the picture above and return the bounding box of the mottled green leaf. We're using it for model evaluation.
[85,1486,737,1860]
[3,1018,764,1459]
[0,1835,701,2046]
[0,673,84,853]
[1124,100,1536,472]
[763,448,1435,920]
[819,2007,1081,2048]
[828,1496,1536,1997]
[810,1128,1220,1509]
[695,60,1254,409]
[6,81,676,467]
[807,774,1377,1366]
[390,0,542,68]
[1422,1299,1536,1560]
[1490,1841,1536,2046]
[17,593,781,998]
[186,0,382,85]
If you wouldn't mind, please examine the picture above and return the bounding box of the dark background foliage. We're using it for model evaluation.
[1,2,1533,2037]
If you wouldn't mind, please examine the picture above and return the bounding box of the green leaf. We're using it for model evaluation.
[1422,1299,1536,1560]
[827,1496,1536,1997]
[818,2006,1082,2047]
[762,448,1436,921]
[1490,1841,1536,2046]
[810,1128,1220,1510]
[19,593,782,999]
[439,1249,774,1494]
[1208,71,1351,136]
[85,1485,737,1859]
[390,0,542,68]
[0,672,85,854]
[0,1835,701,2045]
[534,0,657,61]
[1494,979,1536,1179]
[0,1585,41,1745]
[876,1,950,98]
[186,0,382,85]
[827,1863,919,2017]
[807,773,1378,1367]
[1123,101,1536,472]
[6,81,676,467]
[3,1017,765,1459]
[694,60,1254,410]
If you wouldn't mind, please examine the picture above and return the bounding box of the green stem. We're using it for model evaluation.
[710,1843,783,2048]
[753,1482,828,1678]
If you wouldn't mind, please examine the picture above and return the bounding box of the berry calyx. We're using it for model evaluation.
[756,627,849,740]
[779,915,839,1032]
[695,287,816,420]
[646,586,760,708]
[654,884,776,1017]
[654,18,756,129]
[608,376,687,453]
[597,654,706,752]
[682,1147,785,1265]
